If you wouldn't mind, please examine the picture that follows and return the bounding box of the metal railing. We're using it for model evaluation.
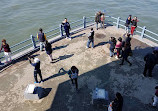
[0,15,158,63]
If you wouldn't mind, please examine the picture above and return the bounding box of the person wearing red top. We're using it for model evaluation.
[115,37,122,59]
[0,39,12,63]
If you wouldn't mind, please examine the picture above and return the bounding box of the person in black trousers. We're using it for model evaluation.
[28,57,43,83]
[143,50,157,77]
[45,40,53,62]
[68,66,79,90]
[112,92,123,111]
[120,42,132,66]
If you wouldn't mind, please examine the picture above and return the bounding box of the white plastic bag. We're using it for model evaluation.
[108,102,113,111]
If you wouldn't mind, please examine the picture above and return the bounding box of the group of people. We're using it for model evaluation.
[125,15,139,35]
[109,33,132,66]
[0,14,158,110]
[95,11,105,30]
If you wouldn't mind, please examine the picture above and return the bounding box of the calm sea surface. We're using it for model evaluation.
[0,0,158,45]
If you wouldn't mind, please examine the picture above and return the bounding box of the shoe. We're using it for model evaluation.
[69,37,72,40]
[115,56,118,59]
[40,81,44,83]
[86,46,89,49]
[129,63,132,66]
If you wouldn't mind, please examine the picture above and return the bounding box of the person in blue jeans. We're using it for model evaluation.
[62,18,71,40]
[87,28,94,48]
[109,37,116,57]
[28,57,43,83]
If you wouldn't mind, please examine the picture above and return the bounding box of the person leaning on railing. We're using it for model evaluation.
[62,18,71,40]
[37,28,47,51]
[0,39,12,63]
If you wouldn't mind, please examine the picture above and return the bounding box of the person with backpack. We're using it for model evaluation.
[68,66,79,91]
[45,40,53,62]
[62,18,71,40]
[0,39,12,63]
[87,28,95,48]
[37,28,47,51]
[28,57,44,83]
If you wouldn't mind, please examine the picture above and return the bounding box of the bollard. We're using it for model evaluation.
[83,16,86,28]
[30,35,36,49]
[140,26,146,39]
[116,17,120,29]
[59,24,63,37]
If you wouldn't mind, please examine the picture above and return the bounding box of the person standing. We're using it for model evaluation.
[87,28,94,48]
[131,16,138,35]
[110,92,123,111]
[125,15,132,33]
[143,51,157,77]
[28,57,44,83]
[101,13,105,28]
[120,42,132,66]
[68,66,79,91]
[115,37,122,59]
[109,37,116,57]
[0,39,12,63]
[62,18,71,40]
[152,86,158,108]
[37,28,47,51]
[45,40,53,62]
[95,11,102,30]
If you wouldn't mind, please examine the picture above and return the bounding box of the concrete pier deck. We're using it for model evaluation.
[0,25,158,111]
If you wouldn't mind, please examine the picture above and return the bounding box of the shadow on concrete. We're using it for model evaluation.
[71,33,86,39]
[53,44,69,51]
[94,42,108,48]
[44,68,67,82]
[46,47,158,111]
[51,54,74,64]
[34,87,52,99]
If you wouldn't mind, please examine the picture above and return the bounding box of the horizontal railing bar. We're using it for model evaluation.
[47,32,60,38]
[119,24,126,27]
[45,27,59,34]
[71,19,83,24]
[11,43,33,54]
[137,26,143,30]
[71,23,83,29]
[135,30,142,34]
[144,34,158,42]
[10,38,31,49]
[145,29,158,37]
[119,19,125,23]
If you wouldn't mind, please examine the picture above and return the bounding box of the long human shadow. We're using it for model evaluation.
[94,41,108,48]
[71,33,86,39]
[52,44,69,51]
[43,68,67,82]
[46,47,158,111]
[51,54,74,64]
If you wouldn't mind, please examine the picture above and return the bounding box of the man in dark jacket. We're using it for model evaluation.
[87,28,94,48]
[62,18,71,40]
[112,92,123,111]
[37,28,47,51]
[143,51,157,77]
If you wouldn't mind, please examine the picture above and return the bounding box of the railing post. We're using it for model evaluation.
[30,35,36,49]
[83,16,86,28]
[116,17,120,28]
[140,26,146,39]
[59,24,63,37]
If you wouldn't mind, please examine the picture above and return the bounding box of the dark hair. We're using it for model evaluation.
[116,92,122,99]
[2,39,6,43]
[118,37,122,42]
[71,66,77,73]
[127,33,130,37]
[129,15,132,17]
[65,18,67,20]
[91,28,93,31]
[39,28,43,32]
[155,86,158,89]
